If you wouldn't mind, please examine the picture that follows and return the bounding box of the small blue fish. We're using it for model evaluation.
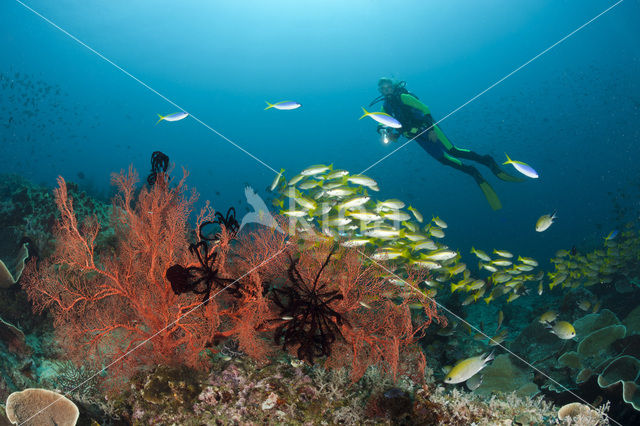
[156,111,189,125]
[605,230,619,240]
[359,107,402,129]
[503,153,538,179]
[265,100,301,110]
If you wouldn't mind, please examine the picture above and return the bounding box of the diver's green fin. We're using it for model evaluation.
[496,171,525,182]
[478,181,502,211]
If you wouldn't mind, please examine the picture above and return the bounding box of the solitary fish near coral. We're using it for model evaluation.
[536,211,557,232]
[444,352,494,384]
[503,153,538,179]
[359,107,402,129]
[547,321,576,340]
[156,111,188,124]
[264,100,301,110]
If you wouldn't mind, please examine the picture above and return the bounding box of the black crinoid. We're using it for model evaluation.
[147,151,170,186]
[272,244,349,364]
[198,207,240,242]
[166,223,242,305]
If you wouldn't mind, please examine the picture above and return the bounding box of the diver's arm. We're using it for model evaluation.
[401,94,435,126]
[401,93,437,140]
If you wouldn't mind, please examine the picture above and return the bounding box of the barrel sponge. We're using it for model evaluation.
[5,388,79,426]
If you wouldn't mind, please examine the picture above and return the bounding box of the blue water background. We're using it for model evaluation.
[1,0,639,268]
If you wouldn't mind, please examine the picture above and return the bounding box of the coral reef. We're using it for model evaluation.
[5,388,79,426]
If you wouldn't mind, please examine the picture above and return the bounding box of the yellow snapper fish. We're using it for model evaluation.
[401,206,422,223]
[467,279,486,291]
[444,352,494,384]
[547,321,576,340]
[462,293,477,306]
[280,209,308,217]
[491,259,512,267]
[269,168,285,191]
[493,249,513,258]
[517,256,539,267]
[337,195,370,210]
[471,247,491,262]
[413,239,438,251]
[298,180,322,190]
[364,227,403,239]
[301,164,332,176]
[404,221,419,233]
[507,293,520,303]
[404,231,427,242]
[381,210,412,222]
[536,211,557,232]
[325,187,357,197]
[515,264,535,272]
[450,279,469,293]
[411,259,442,270]
[371,248,406,261]
[377,199,406,210]
[479,262,498,273]
[288,174,305,186]
[423,249,458,262]
[432,216,448,228]
[340,237,373,248]
[346,210,381,222]
[325,169,349,180]
[346,174,379,191]
[428,227,446,239]
[323,216,352,227]
[447,263,467,277]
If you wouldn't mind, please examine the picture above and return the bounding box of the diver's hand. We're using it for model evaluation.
[427,130,438,142]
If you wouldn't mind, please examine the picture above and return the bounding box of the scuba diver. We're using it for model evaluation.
[370,77,523,210]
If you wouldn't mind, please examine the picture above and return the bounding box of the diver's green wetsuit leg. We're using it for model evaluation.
[433,125,524,182]
[434,152,503,211]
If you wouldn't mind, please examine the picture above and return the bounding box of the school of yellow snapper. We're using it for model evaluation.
[269,163,638,387]
[270,164,557,309]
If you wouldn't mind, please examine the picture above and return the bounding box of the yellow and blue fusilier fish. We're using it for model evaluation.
[265,100,301,110]
[359,107,402,128]
[503,153,539,179]
[156,111,188,124]
[605,230,619,240]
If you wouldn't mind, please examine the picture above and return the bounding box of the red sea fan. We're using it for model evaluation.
[21,167,222,386]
